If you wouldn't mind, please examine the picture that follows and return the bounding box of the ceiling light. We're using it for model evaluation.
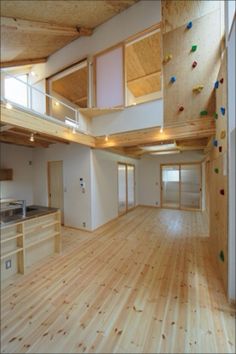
[72,127,76,134]
[141,143,176,152]
[29,133,34,142]
[160,126,163,133]
[30,71,36,77]
[151,150,180,155]
[55,101,60,106]
[6,102,12,109]
[105,135,109,142]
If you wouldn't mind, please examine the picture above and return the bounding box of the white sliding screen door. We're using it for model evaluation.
[95,45,124,108]
[127,165,135,210]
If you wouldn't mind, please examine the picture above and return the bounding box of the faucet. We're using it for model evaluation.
[9,200,26,218]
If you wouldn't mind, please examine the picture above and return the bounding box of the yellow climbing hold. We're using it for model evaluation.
[192,85,204,93]
[220,130,226,139]
[163,54,173,63]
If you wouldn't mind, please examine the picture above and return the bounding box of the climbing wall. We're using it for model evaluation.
[162,5,222,125]
[208,53,228,293]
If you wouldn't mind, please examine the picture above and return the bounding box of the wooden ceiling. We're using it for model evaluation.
[52,66,88,108]
[0,0,139,67]
[126,30,162,97]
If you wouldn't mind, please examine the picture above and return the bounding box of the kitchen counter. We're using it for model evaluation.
[0,205,59,227]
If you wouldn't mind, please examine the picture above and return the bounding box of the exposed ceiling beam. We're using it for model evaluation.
[0,124,13,132]
[0,17,93,37]
[10,128,70,144]
[0,57,47,68]
[1,104,96,147]
[73,96,88,104]
[95,118,216,148]
[0,133,50,148]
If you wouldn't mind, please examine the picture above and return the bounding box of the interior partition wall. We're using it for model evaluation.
[161,163,202,211]
[118,163,135,215]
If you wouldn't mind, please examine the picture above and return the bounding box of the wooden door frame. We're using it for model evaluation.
[160,162,202,211]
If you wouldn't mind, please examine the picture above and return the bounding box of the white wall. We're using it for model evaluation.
[90,99,163,136]
[138,151,204,207]
[32,143,93,230]
[227,17,235,301]
[91,149,138,230]
[0,143,34,204]
[32,1,161,81]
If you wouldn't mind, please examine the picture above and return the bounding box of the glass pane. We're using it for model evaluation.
[127,165,135,209]
[118,164,126,214]
[5,75,28,107]
[162,165,180,208]
[180,164,201,209]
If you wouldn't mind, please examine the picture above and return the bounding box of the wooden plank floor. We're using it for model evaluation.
[1,207,235,353]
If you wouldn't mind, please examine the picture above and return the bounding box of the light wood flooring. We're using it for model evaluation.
[1,207,235,353]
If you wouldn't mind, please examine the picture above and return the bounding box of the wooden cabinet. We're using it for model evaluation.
[0,211,61,283]
[0,169,13,181]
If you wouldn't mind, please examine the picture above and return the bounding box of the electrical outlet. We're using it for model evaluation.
[5,259,11,269]
[82,222,86,228]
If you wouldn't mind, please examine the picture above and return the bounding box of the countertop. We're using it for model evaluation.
[0,205,59,228]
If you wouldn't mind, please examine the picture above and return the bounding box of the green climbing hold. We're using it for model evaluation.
[214,112,218,119]
[200,110,208,116]
[219,250,224,262]
[214,168,219,174]
[191,45,197,52]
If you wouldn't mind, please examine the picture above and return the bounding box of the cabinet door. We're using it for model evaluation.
[95,45,124,108]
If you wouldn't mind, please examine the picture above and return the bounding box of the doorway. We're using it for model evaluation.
[118,163,135,215]
[48,161,64,224]
[161,163,202,210]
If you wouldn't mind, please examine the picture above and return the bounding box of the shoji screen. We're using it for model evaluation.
[95,45,124,108]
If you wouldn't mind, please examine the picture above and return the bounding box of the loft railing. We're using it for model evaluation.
[0,70,85,134]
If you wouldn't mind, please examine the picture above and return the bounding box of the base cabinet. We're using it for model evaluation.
[1,211,61,283]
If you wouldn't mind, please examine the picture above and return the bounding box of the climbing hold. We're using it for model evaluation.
[191,45,197,52]
[192,61,197,68]
[170,76,176,83]
[179,106,184,112]
[220,78,224,84]
[214,112,218,119]
[186,21,193,29]
[219,146,222,152]
[220,107,226,115]
[214,168,219,174]
[220,130,226,139]
[214,81,219,89]
[213,139,218,147]
[163,54,172,63]
[200,110,208,116]
[220,189,225,196]
[193,85,204,93]
[219,250,224,262]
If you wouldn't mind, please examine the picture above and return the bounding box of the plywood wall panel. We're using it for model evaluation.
[163,9,222,126]
[208,53,228,294]
[162,0,220,33]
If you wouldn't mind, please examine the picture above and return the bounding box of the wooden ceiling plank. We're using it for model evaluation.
[127,70,161,84]
[0,58,47,68]
[95,118,216,148]
[0,17,93,37]
[0,125,13,132]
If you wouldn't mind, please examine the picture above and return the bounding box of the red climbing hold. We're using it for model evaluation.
[220,78,224,84]
[179,106,184,112]
[220,189,225,195]
[192,61,197,68]
[219,146,222,153]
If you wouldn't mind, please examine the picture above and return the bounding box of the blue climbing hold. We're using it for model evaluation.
[214,81,219,89]
[220,107,226,115]
[213,139,218,147]
[187,21,192,29]
[170,76,176,83]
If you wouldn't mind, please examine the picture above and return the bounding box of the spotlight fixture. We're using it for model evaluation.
[160,126,163,133]
[105,135,109,142]
[30,71,36,77]
[55,101,60,107]
[29,133,35,142]
[6,102,12,109]
[72,127,76,134]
